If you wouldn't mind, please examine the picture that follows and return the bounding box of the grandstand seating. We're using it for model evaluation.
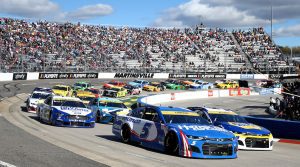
[0,18,293,73]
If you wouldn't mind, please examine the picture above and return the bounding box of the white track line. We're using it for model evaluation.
[0,160,17,167]
[273,138,280,142]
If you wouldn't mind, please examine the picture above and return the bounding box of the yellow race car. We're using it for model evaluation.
[143,82,162,92]
[52,85,74,97]
[103,87,127,98]
[216,81,239,89]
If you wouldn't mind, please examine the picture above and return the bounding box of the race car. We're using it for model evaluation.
[113,106,238,159]
[190,81,214,89]
[89,97,129,123]
[128,80,149,88]
[73,81,92,91]
[143,82,165,92]
[37,96,95,127]
[75,88,102,98]
[216,81,239,89]
[103,87,127,98]
[123,84,141,95]
[214,79,237,85]
[166,81,187,90]
[52,85,74,97]
[188,107,273,150]
[26,91,52,113]
[103,81,126,89]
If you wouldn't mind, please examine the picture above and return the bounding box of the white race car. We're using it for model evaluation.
[37,95,95,127]
[26,91,52,113]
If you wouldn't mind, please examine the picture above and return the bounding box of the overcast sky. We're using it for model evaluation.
[0,0,299,46]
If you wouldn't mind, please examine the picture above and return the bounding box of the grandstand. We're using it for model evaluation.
[0,17,295,74]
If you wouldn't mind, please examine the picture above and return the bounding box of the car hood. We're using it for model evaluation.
[104,90,118,93]
[52,106,92,115]
[53,89,66,94]
[29,98,39,104]
[128,82,140,86]
[168,123,234,139]
[219,122,270,135]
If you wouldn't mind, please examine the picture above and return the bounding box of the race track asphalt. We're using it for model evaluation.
[1,79,300,167]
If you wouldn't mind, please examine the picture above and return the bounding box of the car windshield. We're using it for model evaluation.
[108,81,117,85]
[110,88,120,91]
[124,85,133,89]
[150,83,158,86]
[79,96,94,102]
[99,102,127,108]
[75,83,86,87]
[33,87,52,92]
[85,89,99,94]
[53,86,68,91]
[60,100,86,108]
[209,114,248,123]
[31,93,50,99]
[162,111,210,125]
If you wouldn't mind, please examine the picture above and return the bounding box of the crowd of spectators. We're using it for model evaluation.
[0,18,291,73]
[233,27,291,73]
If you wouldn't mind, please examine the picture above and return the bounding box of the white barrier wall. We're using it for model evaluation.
[254,74,269,80]
[98,73,116,79]
[226,74,241,79]
[153,73,169,79]
[0,73,13,81]
[27,72,39,80]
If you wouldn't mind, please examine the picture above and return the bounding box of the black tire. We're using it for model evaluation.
[165,132,179,155]
[121,125,131,143]
[96,110,101,123]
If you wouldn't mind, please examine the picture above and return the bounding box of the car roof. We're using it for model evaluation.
[52,96,81,101]
[32,91,52,95]
[203,107,238,115]
[53,84,69,88]
[97,97,122,103]
[75,81,89,84]
[157,106,192,112]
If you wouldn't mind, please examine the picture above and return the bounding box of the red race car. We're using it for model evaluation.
[103,80,126,89]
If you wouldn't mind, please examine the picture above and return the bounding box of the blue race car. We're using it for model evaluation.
[128,80,149,88]
[113,106,238,158]
[190,81,214,89]
[188,107,273,150]
[89,97,129,123]
[37,95,95,128]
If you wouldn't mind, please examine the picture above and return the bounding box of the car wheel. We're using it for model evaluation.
[208,86,211,89]
[96,110,101,123]
[121,124,131,144]
[165,132,179,155]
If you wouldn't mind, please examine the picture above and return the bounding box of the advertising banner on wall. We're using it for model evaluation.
[38,73,98,79]
[114,73,154,78]
[13,73,27,80]
[169,74,226,79]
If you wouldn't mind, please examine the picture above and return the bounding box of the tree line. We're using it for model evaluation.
[279,46,300,56]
